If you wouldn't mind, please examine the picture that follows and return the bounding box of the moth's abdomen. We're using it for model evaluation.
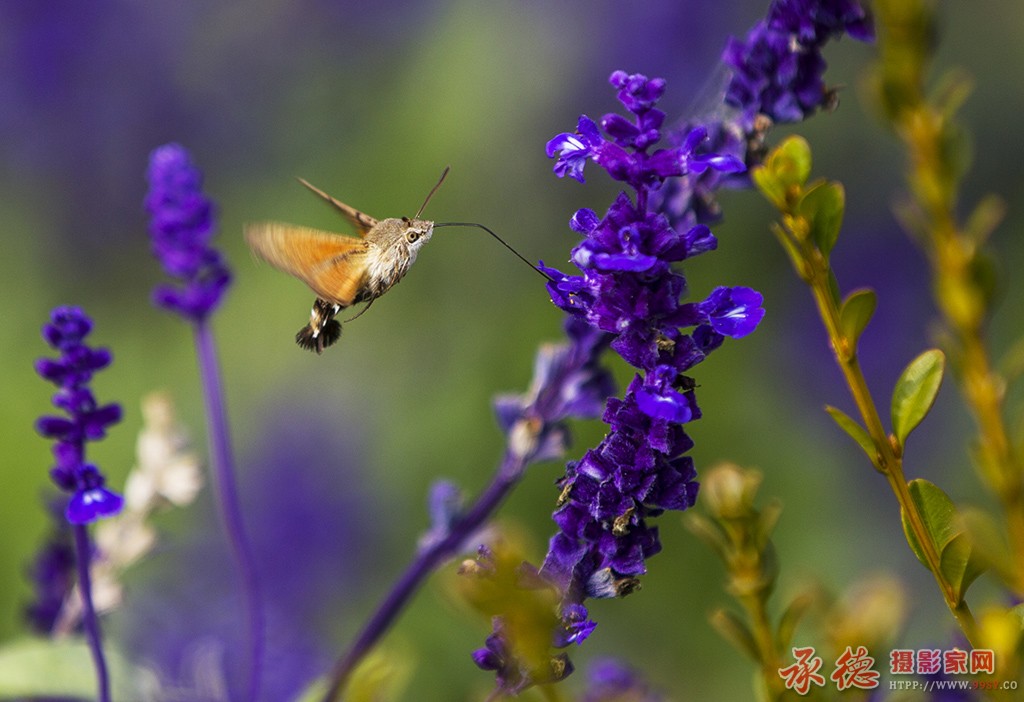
[296,298,343,354]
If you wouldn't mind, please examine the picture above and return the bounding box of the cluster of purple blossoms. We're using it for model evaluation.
[145,143,231,321]
[539,69,765,640]
[723,0,873,127]
[472,71,764,692]
[35,306,124,525]
[657,0,873,242]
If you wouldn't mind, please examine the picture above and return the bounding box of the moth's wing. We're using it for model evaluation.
[296,178,377,237]
[245,221,370,306]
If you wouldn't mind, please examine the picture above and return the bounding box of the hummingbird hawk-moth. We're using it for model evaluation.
[244,169,449,354]
[246,167,549,354]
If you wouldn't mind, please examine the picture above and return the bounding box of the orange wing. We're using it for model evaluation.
[244,222,371,306]
[296,178,377,237]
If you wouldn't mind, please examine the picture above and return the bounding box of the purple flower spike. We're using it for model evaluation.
[145,143,231,321]
[530,71,764,677]
[35,306,123,524]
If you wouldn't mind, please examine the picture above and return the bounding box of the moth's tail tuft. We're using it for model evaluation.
[295,320,342,354]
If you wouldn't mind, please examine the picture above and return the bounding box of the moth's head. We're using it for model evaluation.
[372,217,434,255]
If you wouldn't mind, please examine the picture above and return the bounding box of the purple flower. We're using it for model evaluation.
[145,143,231,321]
[723,20,827,125]
[582,658,665,702]
[653,0,872,231]
[768,0,874,44]
[723,0,872,126]
[547,75,744,197]
[493,316,616,465]
[472,617,574,694]
[24,496,77,634]
[700,286,766,337]
[547,116,603,183]
[35,306,123,524]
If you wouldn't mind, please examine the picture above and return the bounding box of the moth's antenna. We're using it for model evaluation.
[415,166,451,219]
[434,221,554,282]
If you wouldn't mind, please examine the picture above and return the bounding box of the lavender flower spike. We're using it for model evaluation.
[35,305,123,702]
[145,144,263,702]
[536,71,765,660]
[35,306,123,524]
[145,143,231,321]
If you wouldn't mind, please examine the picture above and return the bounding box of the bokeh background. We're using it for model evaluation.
[2,1,1024,699]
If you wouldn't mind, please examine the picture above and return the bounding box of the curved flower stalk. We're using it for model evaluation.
[34,305,124,702]
[145,144,263,702]
[321,317,615,702]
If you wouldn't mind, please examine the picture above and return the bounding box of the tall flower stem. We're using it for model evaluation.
[194,322,264,702]
[73,524,111,702]
[322,449,529,702]
[34,306,123,698]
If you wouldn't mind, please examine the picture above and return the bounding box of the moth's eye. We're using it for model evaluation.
[406,230,420,243]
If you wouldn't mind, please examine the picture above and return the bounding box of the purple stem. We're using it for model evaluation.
[194,321,265,702]
[321,450,528,702]
[72,523,111,702]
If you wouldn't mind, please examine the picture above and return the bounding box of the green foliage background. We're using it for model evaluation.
[1,2,1023,699]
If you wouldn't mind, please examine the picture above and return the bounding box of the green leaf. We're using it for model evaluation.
[776,593,814,651]
[295,647,411,702]
[891,349,946,446]
[798,181,845,258]
[755,498,784,550]
[825,405,878,465]
[839,288,878,348]
[751,165,787,212]
[998,334,1024,383]
[684,513,730,561]
[964,194,1005,247]
[0,637,141,699]
[753,136,812,211]
[295,678,328,702]
[710,609,761,662]
[960,507,1015,588]
[773,135,812,190]
[900,479,984,601]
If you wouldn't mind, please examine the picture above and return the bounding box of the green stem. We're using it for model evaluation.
[804,260,978,646]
